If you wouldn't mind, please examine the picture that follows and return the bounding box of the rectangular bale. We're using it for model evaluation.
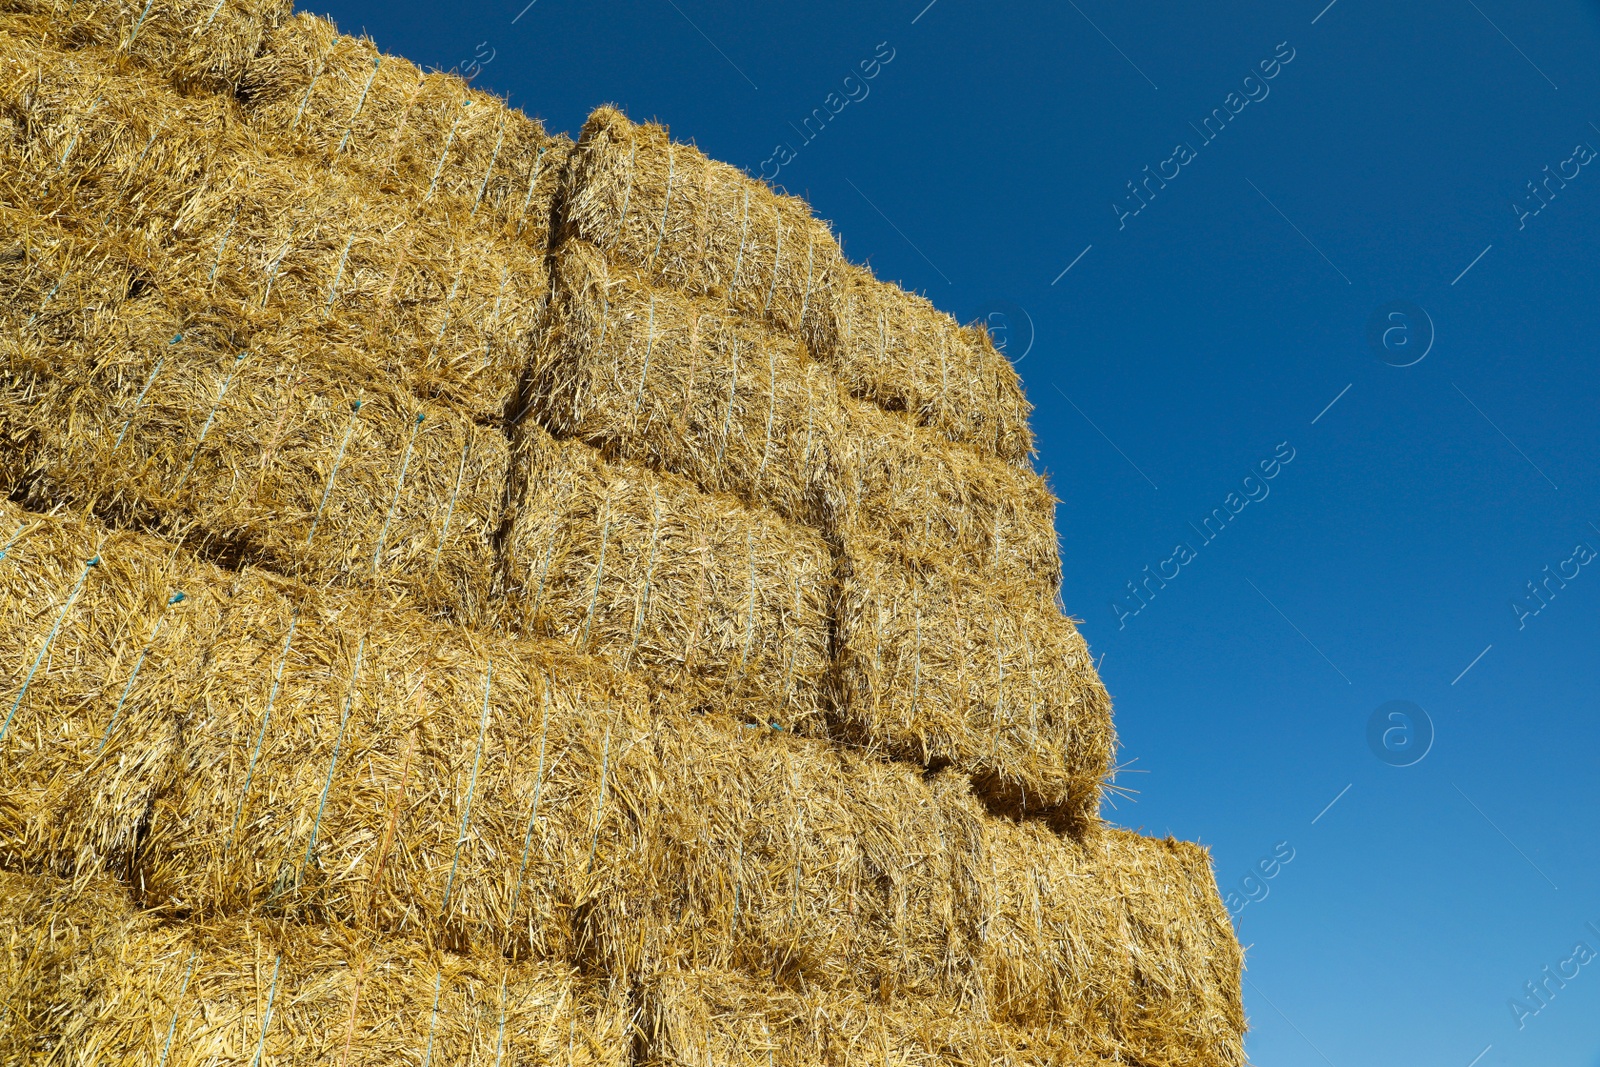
[497,426,834,727]
[979,825,1247,1067]
[838,263,1035,465]
[836,395,1061,591]
[0,42,550,423]
[235,12,569,244]
[0,872,634,1067]
[0,502,642,961]
[531,240,844,530]
[0,0,292,94]
[643,968,1102,1067]
[832,533,1114,833]
[0,503,211,878]
[563,106,843,359]
[1,270,507,620]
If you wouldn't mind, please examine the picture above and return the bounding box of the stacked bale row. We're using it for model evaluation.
[0,872,633,1066]
[543,109,1112,830]
[0,504,1242,1064]
[0,29,568,621]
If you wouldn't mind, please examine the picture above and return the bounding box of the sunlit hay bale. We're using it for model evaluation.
[531,240,844,530]
[0,871,140,1060]
[980,825,1247,1067]
[0,31,247,235]
[139,568,644,961]
[234,12,570,243]
[643,967,1102,1067]
[0,503,215,880]
[0,44,549,424]
[498,426,834,726]
[835,397,1061,592]
[838,263,1035,465]
[0,0,292,95]
[563,106,844,360]
[0,872,636,1067]
[2,286,506,620]
[580,723,988,1002]
[832,534,1114,834]
[0,501,636,958]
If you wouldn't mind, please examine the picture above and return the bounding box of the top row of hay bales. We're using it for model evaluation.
[9,0,1034,466]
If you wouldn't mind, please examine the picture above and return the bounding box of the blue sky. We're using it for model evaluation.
[305,1,1600,1062]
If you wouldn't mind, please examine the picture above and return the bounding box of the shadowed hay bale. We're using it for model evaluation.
[236,12,569,244]
[643,968,1102,1067]
[0,39,551,423]
[531,240,844,530]
[563,106,843,359]
[838,262,1035,465]
[498,426,833,725]
[0,263,506,619]
[0,872,635,1066]
[0,0,292,94]
[833,533,1114,833]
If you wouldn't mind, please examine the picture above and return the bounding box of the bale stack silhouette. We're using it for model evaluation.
[0,5,1246,1064]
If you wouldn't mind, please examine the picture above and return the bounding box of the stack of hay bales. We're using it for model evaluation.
[0,7,1245,1065]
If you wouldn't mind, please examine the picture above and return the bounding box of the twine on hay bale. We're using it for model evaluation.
[562,106,844,361]
[0,871,635,1066]
[831,532,1114,834]
[497,426,833,727]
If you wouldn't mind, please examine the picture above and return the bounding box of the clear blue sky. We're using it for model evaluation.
[306,1,1600,1062]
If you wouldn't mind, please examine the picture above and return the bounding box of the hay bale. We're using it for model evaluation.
[641,825,1244,1067]
[0,0,292,94]
[0,275,507,617]
[498,426,834,725]
[235,12,569,245]
[563,106,843,359]
[531,240,844,530]
[838,263,1035,465]
[0,871,135,1061]
[0,500,639,960]
[833,534,1113,833]
[0,504,213,878]
[642,967,1102,1067]
[979,826,1247,1066]
[837,397,1060,591]
[0,38,550,423]
[0,872,635,1066]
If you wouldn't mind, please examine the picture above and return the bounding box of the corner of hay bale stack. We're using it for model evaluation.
[562,105,845,360]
